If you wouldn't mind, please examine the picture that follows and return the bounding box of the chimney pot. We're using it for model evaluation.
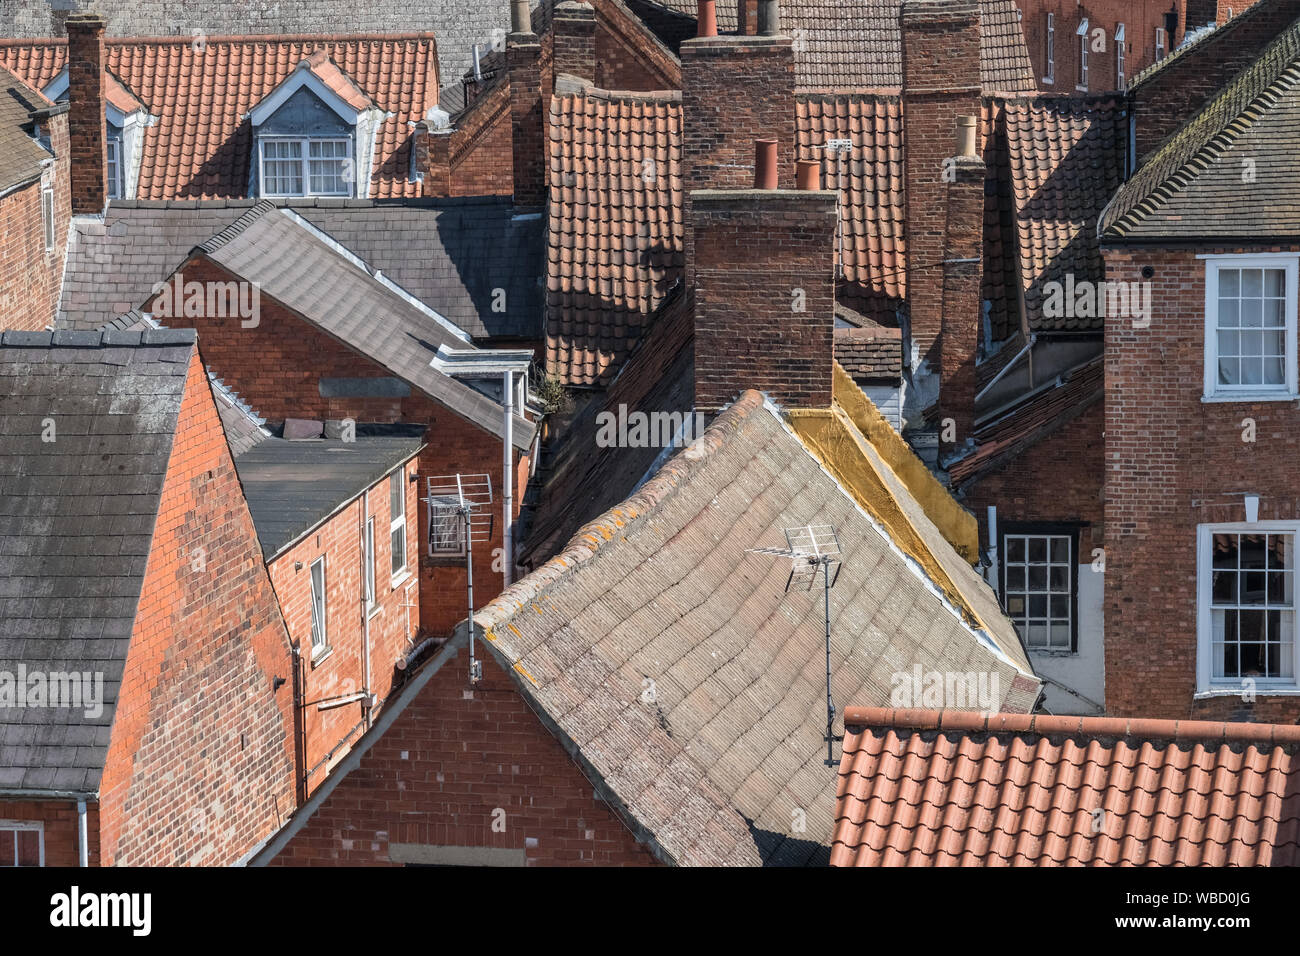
[758,0,780,35]
[697,0,718,38]
[795,158,821,190]
[510,0,532,34]
[956,115,977,158]
[754,139,778,189]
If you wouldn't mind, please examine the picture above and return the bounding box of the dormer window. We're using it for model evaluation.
[258,137,352,197]
[105,133,124,199]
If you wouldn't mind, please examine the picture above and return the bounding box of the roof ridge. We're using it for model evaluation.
[476,390,765,633]
[0,32,439,48]
[842,707,1300,750]
[194,199,278,254]
[1,327,196,348]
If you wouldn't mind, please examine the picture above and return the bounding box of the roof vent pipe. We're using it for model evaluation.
[796,158,820,190]
[754,138,778,189]
[510,0,531,33]
[956,115,977,158]
[758,0,780,35]
[697,0,718,37]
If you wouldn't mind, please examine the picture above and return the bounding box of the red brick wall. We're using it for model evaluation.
[554,1,597,82]
[267,459,421,796]
[1104,245,1300,723]
[693,191,836,412]
[97,351,297,866]
[149,259,529,637]
[65,13,106,215]
[939,156,985,453]
[0,111,70,332]
[447,81,514,197]
[509,33,546,207]
[269,643,657,866]
[593,0,681,90]
[0,799,98,866]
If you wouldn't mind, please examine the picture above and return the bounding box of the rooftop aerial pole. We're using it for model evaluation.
[425,473,494,684]
[748,524,843,766]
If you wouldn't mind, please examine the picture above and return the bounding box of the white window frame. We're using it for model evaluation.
[1201,254,1298,401]
[257,135,353,198]
[1116,24,1126,89]
[41,186,54,253]
[1197,522,1300,695]
[1044,13,1055,84]
[390,469,408,584]
[0,820,44,867]
[105,136,123,200]
[363,514,377,612]
[1155,26,1167,60]
[310,556,328,658]
[1076,19,1089,92]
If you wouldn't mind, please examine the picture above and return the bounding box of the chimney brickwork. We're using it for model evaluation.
[66,13,107,215]
[554,1,597,82]
[508,29,546,208]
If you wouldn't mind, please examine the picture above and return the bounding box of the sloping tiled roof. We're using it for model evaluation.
[476,390,1040,866]
[833,326,902,380]
[949,355,1102,487]
[185,203,534,450]
[0,34,439,199]
[58,198,543,341]
[832,708,1300,866]
[0,327,198,795]
[0,63,53,194]
[547,88,905,385]
[641,0,1036,93]
[1004,97,1128,332]
[1102,19,1300,241]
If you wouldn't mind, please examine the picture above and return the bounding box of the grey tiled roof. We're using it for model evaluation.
[1102,18,1300,241]
[209,373,271,460]
[188,203,534,450]
[477,390,1041,866]
[235,430,425,560]
[59,198,544,341]
[0,0,513,98]
[0,63,53,194]
[0,327,197,795]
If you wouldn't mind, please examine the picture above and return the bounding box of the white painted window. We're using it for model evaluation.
[1001,532,1075,650]
[1202,255,1298,399]
[1198,524,1299,693]
[390,470,407,580]
[310,557,328,656]
[1116,24,1126,88]
[105,137,122,199]
[364,515,376,610]
[1156,26,1167,60]
[1044,13,1055,83]
[429,503,466,556]
[1077,18,1089,91]
[259,137,351,197]
[0,821,43,866]
[41,187,54,252]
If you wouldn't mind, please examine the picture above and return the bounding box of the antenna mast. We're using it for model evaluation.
[748,524,843,766]
[425,474,494,684]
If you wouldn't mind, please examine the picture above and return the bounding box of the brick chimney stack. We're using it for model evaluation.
[553,1,596,83]
[508,0,545,209]
[737,0,759,34]
[900,0,982,450]
[693,173,838,413]
[681,0,795,285]
[415,108,453,198]
[66,13,107,215]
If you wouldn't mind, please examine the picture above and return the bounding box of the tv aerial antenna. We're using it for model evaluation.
[425,474,494,684]
[748,524,843,766]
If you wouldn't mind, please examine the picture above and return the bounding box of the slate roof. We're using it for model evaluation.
[477,389,1040,866]
[1101,18,1300,241]
[0,63,53,195]
[210,373,271,459]
[58,198,544,341]
[0,327,198,795]
[949,355,1102,488]
[833,327,902,381]
[641,0,1037,93]
[185,203,534,450]
[0,34,439,199]
[0,0,507,89]
[235,431,426,560]
[832,707,1300,866]
[1003,97,1128,332]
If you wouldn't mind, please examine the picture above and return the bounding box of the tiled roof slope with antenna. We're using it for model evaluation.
[832,707,1300,866]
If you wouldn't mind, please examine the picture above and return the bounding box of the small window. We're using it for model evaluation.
[390,470,408,580]
[1203,256,1298,400]
[1044,13,1055,83]
[1001,529,1078,651]
[1155,26,1167,60]
[259,137,352,198]
[363,515,376,610]
[105,137,123,200]
[0,821,43,867]
[1116,24,1126,89]
[41,187,54,253]
[1076,19,1089,91]
[1199,525,1298,693]
[310,557,328,656]
[429,502,467,557]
